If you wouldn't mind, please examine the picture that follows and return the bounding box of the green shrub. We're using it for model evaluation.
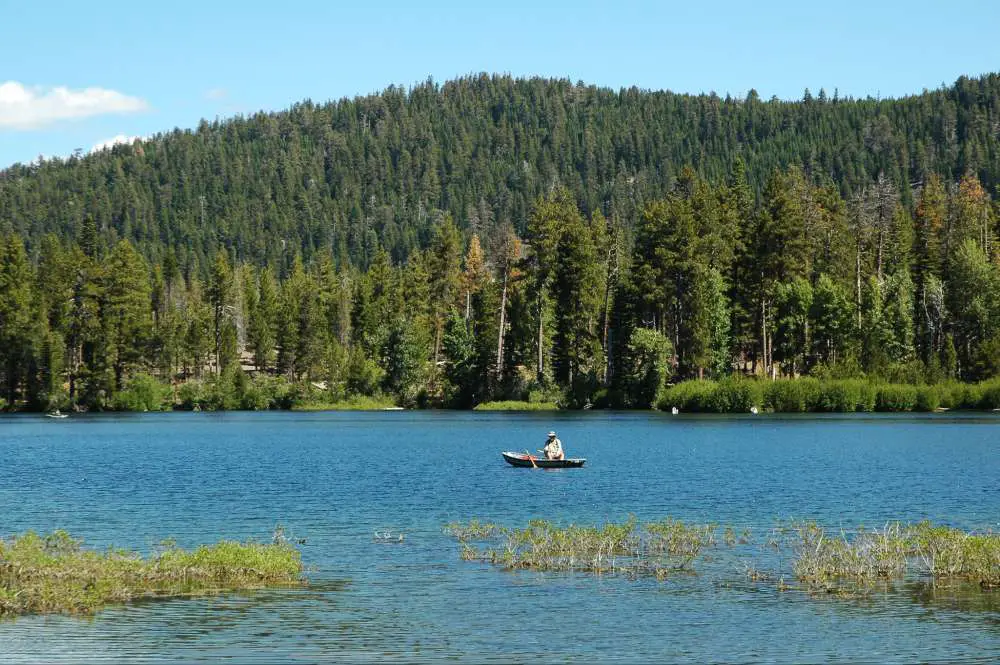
[763,379,819,412]
[914,385,941,412]
[935,382,965,409]
[112,374,172,412]
[979,378,1000,410]
[962,383,985,409]
[257,375,295,409]
[176,381,206,410]
[239,382,271,410]
[659,380,717,412]
[707,378,761,412]
[203,378,241,411]
[527,383,565,406]
[856,382,877,412]
[875,384,918,411]
[812,379,867,412]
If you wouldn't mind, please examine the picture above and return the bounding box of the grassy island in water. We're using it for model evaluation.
[0,531,304,616]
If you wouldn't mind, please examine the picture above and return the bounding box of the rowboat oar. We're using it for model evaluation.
[524,450,538,468]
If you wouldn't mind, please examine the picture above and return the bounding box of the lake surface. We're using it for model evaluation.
[1,411,999,663]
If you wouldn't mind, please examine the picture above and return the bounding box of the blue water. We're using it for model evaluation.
[1,411,999,663]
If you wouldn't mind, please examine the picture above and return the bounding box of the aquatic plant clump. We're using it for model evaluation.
[449,518,1000,602]
[793,521,1000,591]
[447,517,718,579]
[0,531,304,616]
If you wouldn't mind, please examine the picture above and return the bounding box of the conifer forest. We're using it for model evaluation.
[1,73,999,411]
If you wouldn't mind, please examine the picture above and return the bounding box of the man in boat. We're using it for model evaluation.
[542,431,565,461]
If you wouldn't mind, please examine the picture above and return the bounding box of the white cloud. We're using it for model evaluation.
[90,134,141,153]
[204,87,228,100]
[0,81,148,130]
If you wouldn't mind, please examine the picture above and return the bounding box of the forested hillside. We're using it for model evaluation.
[0,73,999,411]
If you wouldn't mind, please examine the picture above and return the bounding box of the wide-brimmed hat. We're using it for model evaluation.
[547,431,556,437]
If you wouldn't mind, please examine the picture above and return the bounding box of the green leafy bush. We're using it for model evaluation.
[979,378,1000,409]
[914,385,941,412]
[111,374,172,412]
[811,379,876,412]
[763,379,819,412]
[708,379,761,412]
[177,381,206,410]
[659,380,716,412]
[875,384,918,411]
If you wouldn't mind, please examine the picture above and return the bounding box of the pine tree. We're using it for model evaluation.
[248,267,278,371]
[207,250,235,374]
[103,240,152,391]
[0,236,36,406]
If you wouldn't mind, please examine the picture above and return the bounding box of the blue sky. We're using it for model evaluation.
[2,0,998,167]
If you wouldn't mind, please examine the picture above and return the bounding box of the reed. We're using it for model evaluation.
[792,521,1000,591]
[0,531,304,616]
[443,520,502,540]
[447,517,719,579]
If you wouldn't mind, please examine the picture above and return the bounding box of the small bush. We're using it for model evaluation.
[658,380,717,412]
[979,378,1000,410]
[875,384,918,411]
[112,374,173,412]
[914,385,941,412]
[961,383,985,409]
[239,382,271,410]
[856,382,877,412]
[708,378,762,413]
[176,381,206,410]
[935,382,965,409]
[812,379,870,412]
[527,383,565,406]
[763,379,819,412]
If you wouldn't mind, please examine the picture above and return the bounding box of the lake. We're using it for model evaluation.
[1,411,999,662]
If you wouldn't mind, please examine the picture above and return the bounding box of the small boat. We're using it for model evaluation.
[46,410,69,419]
[501,451,586,469]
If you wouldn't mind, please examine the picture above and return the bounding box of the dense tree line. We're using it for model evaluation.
[0,73,999,410]
[0,162,997,410]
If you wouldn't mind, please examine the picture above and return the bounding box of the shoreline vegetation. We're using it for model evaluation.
[0,531,304,616]
[5,372,1000,414]
[658,376,1000,413]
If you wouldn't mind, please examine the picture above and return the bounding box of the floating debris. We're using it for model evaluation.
[373,530,406,544]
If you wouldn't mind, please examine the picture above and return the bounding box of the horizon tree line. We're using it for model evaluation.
[1,161,998,410]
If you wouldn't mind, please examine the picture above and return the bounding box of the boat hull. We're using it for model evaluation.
[501,451,586,468]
